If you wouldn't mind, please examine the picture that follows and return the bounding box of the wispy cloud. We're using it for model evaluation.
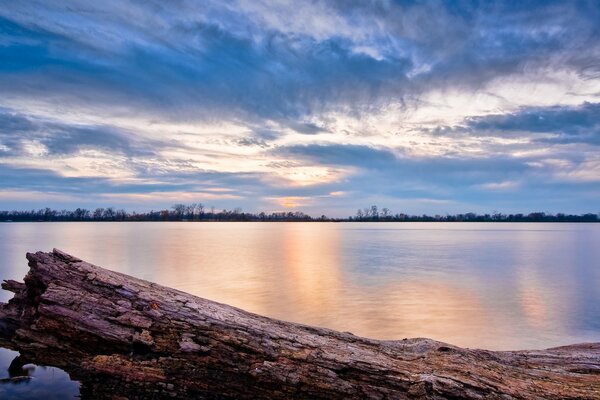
[0,1,599,215]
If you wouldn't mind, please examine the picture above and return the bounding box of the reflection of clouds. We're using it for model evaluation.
[516,269,549,330]
[332,280,486,345]
[505,227,597,347]
[511,229,552,330]
[1,222,599,351]
[279,223,343,324]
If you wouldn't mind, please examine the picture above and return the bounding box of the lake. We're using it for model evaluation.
[0,222,599,396]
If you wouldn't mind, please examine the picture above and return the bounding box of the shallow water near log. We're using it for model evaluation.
[0,222,599,397]
[0,347,80,399]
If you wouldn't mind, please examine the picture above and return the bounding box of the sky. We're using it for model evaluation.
[0,0,599,216]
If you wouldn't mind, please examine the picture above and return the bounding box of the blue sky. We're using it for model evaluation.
[0,1,599,216]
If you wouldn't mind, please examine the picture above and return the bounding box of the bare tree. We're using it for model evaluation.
[370,205,379,219]
[195,203,205,220]
[171,204,186,220]
[103,207,115,220]
[93,208,104,220]
[356,209,364,220]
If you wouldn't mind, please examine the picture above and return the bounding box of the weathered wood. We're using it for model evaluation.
[0,249,599,399]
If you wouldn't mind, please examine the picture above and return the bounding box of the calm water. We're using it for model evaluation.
[0,222,599,397]
[0,348,79,399]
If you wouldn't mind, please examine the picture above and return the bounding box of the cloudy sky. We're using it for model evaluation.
[1,1,599,216]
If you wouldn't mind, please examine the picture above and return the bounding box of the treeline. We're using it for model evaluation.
[0,204,317,222]
[0,204,597,222]
[351,205,599,222]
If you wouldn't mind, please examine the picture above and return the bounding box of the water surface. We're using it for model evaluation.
[0,348,79,399]
[0,222,598,351]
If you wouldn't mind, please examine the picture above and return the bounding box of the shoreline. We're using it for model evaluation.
[2,220,599,223]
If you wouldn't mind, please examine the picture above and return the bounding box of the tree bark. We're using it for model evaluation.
[0,249,599,399]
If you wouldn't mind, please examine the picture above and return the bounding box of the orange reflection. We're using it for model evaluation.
[5,222,595,351]
[147,223,284,316]
[516,270,549,329]
[279,223,343,324]
[512,230,553,330]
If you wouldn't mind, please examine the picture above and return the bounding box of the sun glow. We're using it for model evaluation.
[275,196,309,208]
[274,166,346,186]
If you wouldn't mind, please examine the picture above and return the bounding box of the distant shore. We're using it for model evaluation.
[1,205,598,223]
[1,219,599,223]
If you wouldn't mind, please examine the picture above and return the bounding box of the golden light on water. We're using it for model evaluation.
[1,222,598,350]
[280,224,343,322]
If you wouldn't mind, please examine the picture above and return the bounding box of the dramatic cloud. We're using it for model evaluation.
[0,1,598,215]
[465,102,600,145]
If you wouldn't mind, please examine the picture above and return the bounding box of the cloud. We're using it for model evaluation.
[0,108,173,158]
[287,121,328,135]
[234,137,269,148]
[464,102,600,145]
[0,5,413,122]
[0,1,599,214]
[271,142,599,212]
[477,180,520,191]
[273,144,397,168]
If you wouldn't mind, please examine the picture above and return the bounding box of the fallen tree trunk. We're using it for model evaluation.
[0,249,599,399]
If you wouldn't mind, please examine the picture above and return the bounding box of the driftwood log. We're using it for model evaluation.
[0,249,599,399]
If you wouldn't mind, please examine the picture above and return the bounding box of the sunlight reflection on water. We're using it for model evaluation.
[0,222,598,350]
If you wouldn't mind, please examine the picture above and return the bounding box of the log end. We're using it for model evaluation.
[52,248,82,263]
